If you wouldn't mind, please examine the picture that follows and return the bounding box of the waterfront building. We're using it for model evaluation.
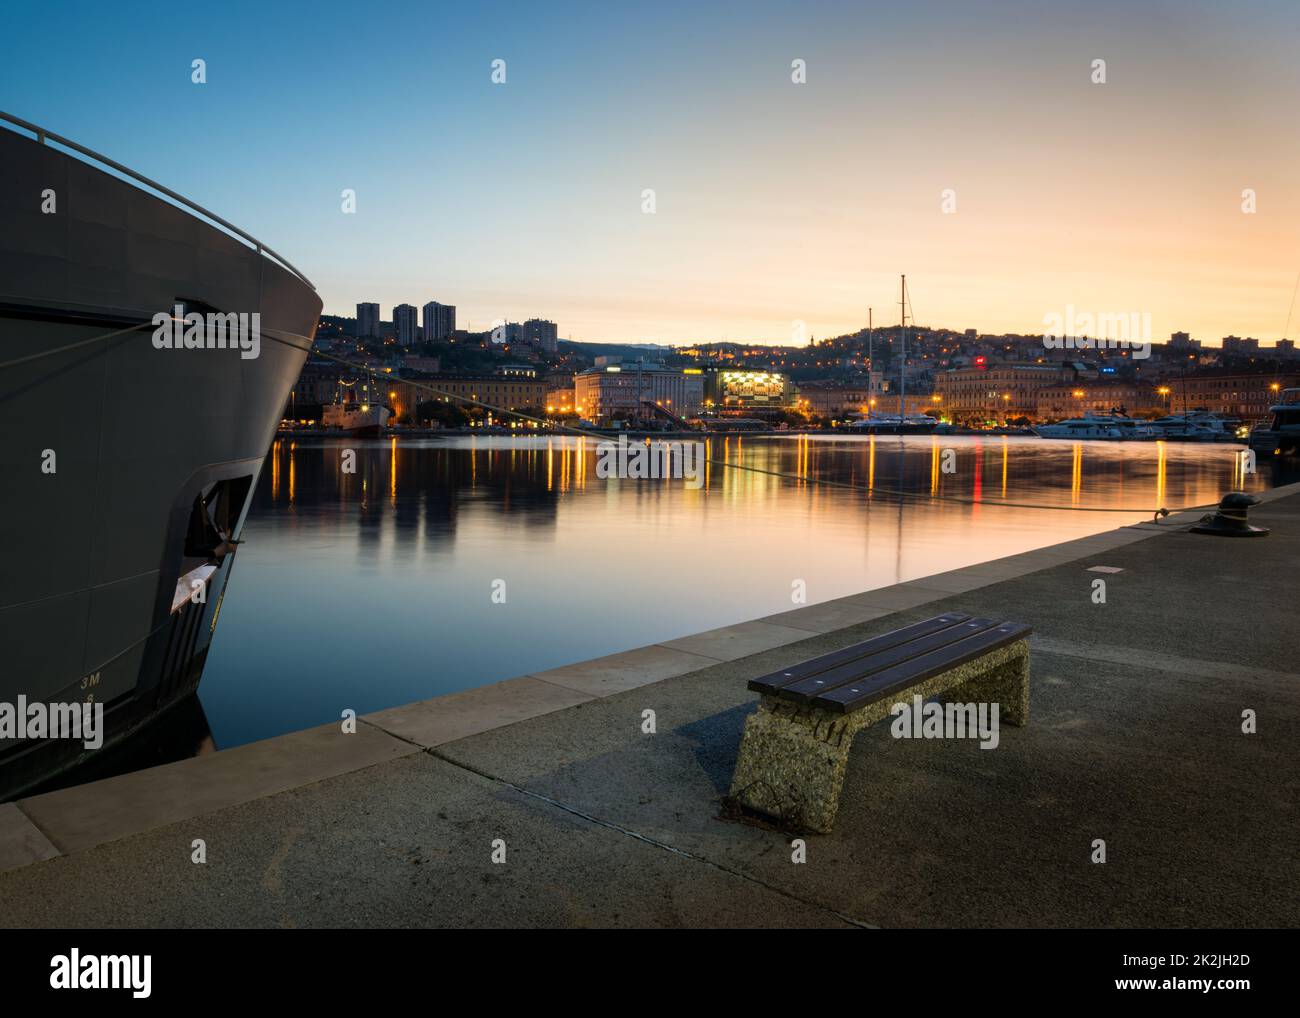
[894,393,946,419]
[288,361,346,409]
[934,363,1067,424]
[575,361,704,424]
[795,382,872,418]
[700,367,792,417]
[1034,382,1161,421]
[546,387,576,414]
[1165,371,1300,420]
[397,374,546,415]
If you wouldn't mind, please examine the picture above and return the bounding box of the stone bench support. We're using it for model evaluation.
[728,639,1030,833]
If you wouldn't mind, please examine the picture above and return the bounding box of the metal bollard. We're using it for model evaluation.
[1190,491,1270,538]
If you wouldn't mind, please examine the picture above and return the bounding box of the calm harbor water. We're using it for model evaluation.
[188,434,1292,750]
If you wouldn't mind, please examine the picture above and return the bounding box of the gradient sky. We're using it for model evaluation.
[4,0,1299,346]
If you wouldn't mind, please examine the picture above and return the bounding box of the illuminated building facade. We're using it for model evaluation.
[1034,383,1161,420]
[701,368,792,417]
[934,363,1067,424]
[1167,372,1300,420]
[545,387,576,414]
[393,375,546,418]
[574,362,704,424]
[795,383,871,418]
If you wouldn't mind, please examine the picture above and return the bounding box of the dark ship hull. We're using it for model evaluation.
[0,114,321,800]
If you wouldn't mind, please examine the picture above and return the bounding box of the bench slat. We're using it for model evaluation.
[812,622,1033,714]
[747,613,972,695]
[775,617,1003,703]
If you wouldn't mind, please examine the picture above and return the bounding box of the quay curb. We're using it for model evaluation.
[4,719,420,868]
[0,803,58,872]
[3,477,1297,874]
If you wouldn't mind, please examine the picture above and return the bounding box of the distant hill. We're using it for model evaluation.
[558,339,680,360]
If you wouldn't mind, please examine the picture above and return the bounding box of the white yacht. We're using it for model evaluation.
[1034,412,1157,440]
[1147,411,1241,442]
[848,413,940,435]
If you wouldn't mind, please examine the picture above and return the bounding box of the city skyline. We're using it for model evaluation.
[339,296,1294,354]
[5,0,1299,346]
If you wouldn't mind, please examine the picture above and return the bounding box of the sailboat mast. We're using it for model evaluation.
[899,274,907,418]
[868,307,873,401]
[868,308,873,368]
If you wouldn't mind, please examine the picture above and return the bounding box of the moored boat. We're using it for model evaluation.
[322,399,391,436]
[0,112,320,799]
[1033,412,1158,440]
[1147,411,1242,442]
[1247,387,1300,454]
[848,414,940,435]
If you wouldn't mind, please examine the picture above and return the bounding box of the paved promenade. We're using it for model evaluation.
[1,487,1296,928]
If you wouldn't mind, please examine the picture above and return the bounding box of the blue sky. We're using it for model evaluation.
[4,0,1299,345]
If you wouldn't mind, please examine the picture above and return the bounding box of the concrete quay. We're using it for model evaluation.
[1,485,1296,928]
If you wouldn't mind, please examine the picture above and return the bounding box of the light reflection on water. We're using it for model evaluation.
[199,434,1289,748]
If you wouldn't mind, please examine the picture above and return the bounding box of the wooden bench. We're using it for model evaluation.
[728,613,1031,833]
